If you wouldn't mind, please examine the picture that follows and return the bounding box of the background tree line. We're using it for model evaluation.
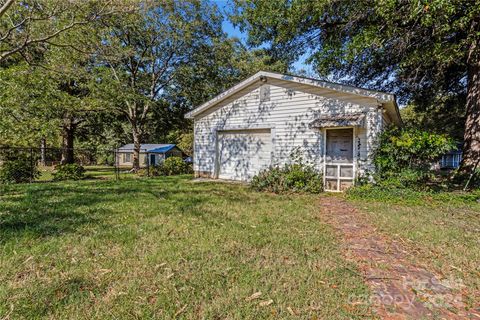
[0,0,286,171]
[1,0,478,174]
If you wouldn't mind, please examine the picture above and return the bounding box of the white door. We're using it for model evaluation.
[324,128,355,192]
[217,129,272,181]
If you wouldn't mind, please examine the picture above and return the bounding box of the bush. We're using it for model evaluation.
[151,157,193,176]
[366,127,455,190]
[251,163,323,194]
[53,164,85,181]
[374,127,454,173]
[0,157,39,183]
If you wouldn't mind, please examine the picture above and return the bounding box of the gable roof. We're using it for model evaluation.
[117,144,176,153]
[185,71,402,126]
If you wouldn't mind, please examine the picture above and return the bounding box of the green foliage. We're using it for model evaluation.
[233,0,480,167]
[0,157,39,184]
[374,127,454,174]
[53,164,85,181]
[177,132,194,156]
[356,127,455,190]
[251,163,323,194]
[162,130,193,156]
[400,102,466,142]
[233,0,476,100]
[151,157,193,176]
[347,183,480,206]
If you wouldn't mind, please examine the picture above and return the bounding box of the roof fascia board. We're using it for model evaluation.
[185,71,398,121]
[185,72,263,119]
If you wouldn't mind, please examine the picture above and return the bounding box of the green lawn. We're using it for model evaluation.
[347,188,480,308]
[0,176,372,319]
[38,165,117,182]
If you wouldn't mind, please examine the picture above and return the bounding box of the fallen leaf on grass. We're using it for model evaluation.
[23,256,33,264]
[259,299,273,307]
[245,291,262,301]
[287,306,297,315]
[99,269,112,275]
[174,304,188,317]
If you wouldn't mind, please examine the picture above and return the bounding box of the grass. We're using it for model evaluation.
[347,186,480,308]
[37,165,117,182]
[0,175,372,319]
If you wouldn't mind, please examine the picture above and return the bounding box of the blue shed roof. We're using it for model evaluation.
[148,145,176,153]
[117,144,177,154]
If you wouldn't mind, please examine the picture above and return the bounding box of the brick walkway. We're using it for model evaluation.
[319,195,480,320]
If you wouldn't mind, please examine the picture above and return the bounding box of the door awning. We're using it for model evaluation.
[309,113,366,128]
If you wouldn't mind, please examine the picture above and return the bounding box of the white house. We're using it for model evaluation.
[185,71,402,191]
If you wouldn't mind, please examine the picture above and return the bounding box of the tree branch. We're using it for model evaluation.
[0,0,15,18]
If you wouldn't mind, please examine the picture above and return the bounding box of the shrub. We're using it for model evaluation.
[150,157,192,176]
[0,157,39,183]
[367,127,455,190]
[53,164,85,181]
[251,163,323,194]
[374,127,454,174]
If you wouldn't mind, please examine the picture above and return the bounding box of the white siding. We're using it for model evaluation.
[217,130,272,180]
[193,80,386,178]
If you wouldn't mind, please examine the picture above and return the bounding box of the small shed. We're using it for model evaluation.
[116,144,183,167]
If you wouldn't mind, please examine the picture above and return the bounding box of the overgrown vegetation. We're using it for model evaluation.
[361,127,455,190]
[52,164,86,181]
[151,157,193,176]
[0,155,39,183]
[251,163,323,194]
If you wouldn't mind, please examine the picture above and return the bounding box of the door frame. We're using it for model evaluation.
[322,126,356,192]
[149,153,156,166]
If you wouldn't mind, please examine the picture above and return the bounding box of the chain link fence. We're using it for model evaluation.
[0,146,163,184]
[0,147,118,183]
[113,148,152,180]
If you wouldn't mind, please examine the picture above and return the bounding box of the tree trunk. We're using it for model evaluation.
[132,124,142,172]
[40,137,46,166]
[460,36,480,173]
[61,115,76,164]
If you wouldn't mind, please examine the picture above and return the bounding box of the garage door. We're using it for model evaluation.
[217,129,272,181]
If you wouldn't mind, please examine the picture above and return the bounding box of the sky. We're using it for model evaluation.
[217,1,313,74]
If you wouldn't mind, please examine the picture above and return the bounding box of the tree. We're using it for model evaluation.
[233,0,480,172]
[0,62,94,162]
[93,0,229,171]
[0,0,131,63]
[0,63,59,147]
[0,0,15,18]
[149,37,287,150]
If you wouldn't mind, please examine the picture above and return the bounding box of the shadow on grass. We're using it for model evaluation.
[0,176,252,243]
[0,183,114,243]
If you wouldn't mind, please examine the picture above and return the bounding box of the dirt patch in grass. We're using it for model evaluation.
[318,195,480,319]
